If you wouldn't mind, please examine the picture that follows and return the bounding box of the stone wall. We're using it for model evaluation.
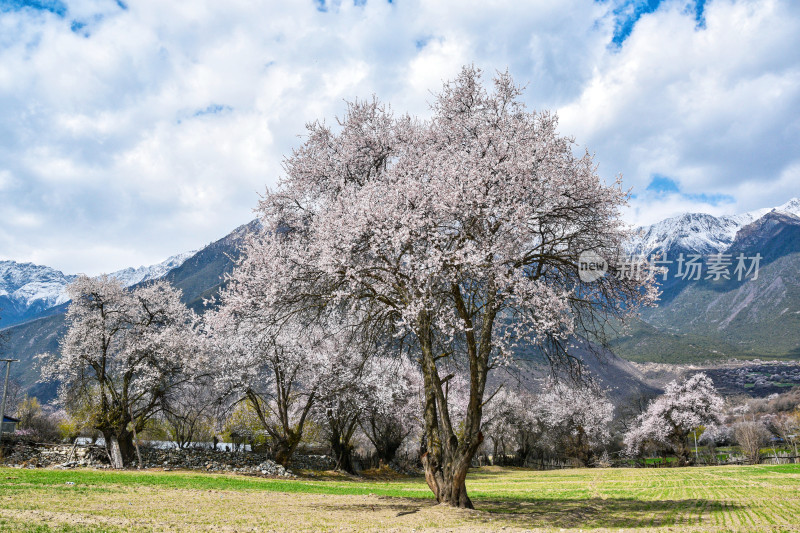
[0,438,343,478]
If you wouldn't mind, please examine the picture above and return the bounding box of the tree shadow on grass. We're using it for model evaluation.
[322,497,735,529]
[476,497,732,529]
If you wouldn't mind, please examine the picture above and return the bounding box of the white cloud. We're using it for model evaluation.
[0,0,798,274]
[558,0,800,222]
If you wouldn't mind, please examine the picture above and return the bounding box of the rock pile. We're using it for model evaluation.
[290,454,336,471]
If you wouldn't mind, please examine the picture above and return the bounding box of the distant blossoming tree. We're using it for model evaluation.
[359,354,423,466]
[40,276,201,467]
[535,381,614,466]
[734,420,770,465]
[481,388,539,463]
[624,373,723,465]
[228,66,656,507]
[482,382,613,466]
[204,305,338,467]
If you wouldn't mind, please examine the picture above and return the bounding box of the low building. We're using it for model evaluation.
[2,415,19,434]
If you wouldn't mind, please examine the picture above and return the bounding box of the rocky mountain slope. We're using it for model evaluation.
[612,203,800,363]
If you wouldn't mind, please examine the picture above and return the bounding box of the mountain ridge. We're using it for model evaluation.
[612,206,800,363]
[3,198,800,402]
[629,197,800,257]
[0,251,197,328]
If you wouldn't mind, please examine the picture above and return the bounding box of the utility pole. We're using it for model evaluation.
[0,358,19,447]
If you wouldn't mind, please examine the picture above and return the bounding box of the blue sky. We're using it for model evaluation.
[1,0,799,274]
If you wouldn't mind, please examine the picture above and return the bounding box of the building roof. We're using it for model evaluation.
[2,415,19,423]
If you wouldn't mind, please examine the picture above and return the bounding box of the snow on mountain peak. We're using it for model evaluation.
[630,197,800,256]
[107,251,197,287]
[774,197,800,217]
[0,261,76,310]
[0,251,196,327]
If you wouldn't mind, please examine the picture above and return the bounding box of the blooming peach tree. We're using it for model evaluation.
[204,303,344,467]
[229,66,655,507]
[534,381,614,465]
[359,354,423,466]
[40,276,201,467]
[624,373,723,465]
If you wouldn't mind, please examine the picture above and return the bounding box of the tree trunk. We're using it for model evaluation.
[368,422,404,465]
[421,451,474,508]
[419,370,483,509]
[108,437,124,469]
[272,435,301,468]
[416,297,491,509]
[673,435,691,466]
[105,430,135,469]
[331,439,356,474]
[328,415,358,475]
[376,440,402,465]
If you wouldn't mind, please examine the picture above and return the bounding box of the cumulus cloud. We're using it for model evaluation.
[0,0,798,273]
[559,0,800,225]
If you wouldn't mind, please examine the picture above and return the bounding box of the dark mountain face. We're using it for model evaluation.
[731,211,800,261]
[161,219,258,312]
[0,313,66,403]
[0,296,66,329]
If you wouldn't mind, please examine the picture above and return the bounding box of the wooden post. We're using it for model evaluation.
[0,359,19,448]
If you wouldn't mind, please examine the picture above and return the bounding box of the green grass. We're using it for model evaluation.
[0,468,433,499]
[0,518,109,533]
[3,464,800,531]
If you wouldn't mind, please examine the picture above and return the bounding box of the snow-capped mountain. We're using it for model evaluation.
[0,251,196,328]
[108,251,197,287]
[0,261,76,313]
[629,198,800,256]
[612,199,800,364]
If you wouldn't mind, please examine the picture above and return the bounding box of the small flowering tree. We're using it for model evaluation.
[359,354,423,466]
[161,378,221,450]
[534,381,614,466]
[235,67,656,507]
[624,373,723,466]
[311,336,373,474]
[204,306,334,467]
[481,388,537,464]
[734,420,770,465]
[39,276,201,467]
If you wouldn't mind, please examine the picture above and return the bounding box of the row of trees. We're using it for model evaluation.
[37,271,621,474]
[26,351,799,469]
[483,382,614,467]
[38,67,657,508]
[36,275,424,471]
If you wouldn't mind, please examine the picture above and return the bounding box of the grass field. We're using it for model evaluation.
[1,464,800,532]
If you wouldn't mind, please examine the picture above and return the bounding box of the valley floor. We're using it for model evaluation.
[1,464,799,532]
